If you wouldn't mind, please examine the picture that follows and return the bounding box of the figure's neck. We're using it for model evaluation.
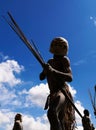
[53,55,64,59]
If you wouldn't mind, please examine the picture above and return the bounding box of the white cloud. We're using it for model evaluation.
[68,84,77,97]
[0,84,94,130]
[0,108,88,130]
[0,84,16,106]
[0,83,24,108]
[0,57,95,130]
[0,109,14,130]
[0,109,50,130]
[0,108,85,130]
[0,59,24,86]
[90,16,96,26]
[24,83,76,108]
[73,59,86,66]
[75,100,84,125]
[0,58,25,108]
[21,83,86,129]
[77,126,83,130]
[25,83,49,108]
[23,114,49,130]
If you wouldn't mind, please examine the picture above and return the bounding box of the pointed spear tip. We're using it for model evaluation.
[7,11,10,15]
[94,85,96,91]
[7,11,11,17]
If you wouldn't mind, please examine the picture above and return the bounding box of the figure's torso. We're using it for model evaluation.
[47,56,70,93]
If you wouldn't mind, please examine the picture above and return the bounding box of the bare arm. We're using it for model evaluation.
[39,63,72,82]
[52,66,73,82]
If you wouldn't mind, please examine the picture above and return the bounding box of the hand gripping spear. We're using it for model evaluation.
[3,12,83,119]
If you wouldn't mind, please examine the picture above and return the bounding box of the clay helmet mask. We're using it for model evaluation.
[49,37,69,56]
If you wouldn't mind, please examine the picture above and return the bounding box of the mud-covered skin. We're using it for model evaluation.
[39,55,74,130]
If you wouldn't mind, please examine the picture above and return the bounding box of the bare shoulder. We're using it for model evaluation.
[47,58,54,64]
[63,56,71,66]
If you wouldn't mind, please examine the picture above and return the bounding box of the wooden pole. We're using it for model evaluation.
[4,11,83,119]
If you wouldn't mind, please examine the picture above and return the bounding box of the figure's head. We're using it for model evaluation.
[15,113,22,122]
[49,37,69,56]
[84,109,89,116]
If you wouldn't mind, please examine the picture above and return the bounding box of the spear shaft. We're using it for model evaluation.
[88,88,96,117]
[3,11,83,119]
[3,12,45,67]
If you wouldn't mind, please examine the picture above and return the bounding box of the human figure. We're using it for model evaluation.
[39,37,75,130]
[91,124,95,130]
[82,109,92,130]
[12,113,23,130]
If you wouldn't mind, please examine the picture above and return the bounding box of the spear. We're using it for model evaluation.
[88,87,96,117]
[3,11,83,119]
[2,12,45,67]
[94,86,96,106]
[94,86,96,116]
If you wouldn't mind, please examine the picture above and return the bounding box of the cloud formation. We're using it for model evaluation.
[90,16,96,26]
[0,56,93,130]
[0,59,24,86]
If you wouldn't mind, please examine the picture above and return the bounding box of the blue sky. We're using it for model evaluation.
[0,0,96,130]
